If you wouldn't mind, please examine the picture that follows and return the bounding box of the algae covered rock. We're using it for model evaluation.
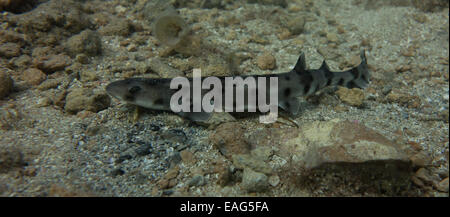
[64,88,110,114]
[65,30,102,57]
[336,86,365,107]
[241,168,269,193]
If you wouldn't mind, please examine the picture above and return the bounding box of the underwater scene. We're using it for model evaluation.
[0,0,448,197]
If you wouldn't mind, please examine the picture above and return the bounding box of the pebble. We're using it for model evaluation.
[111,168,125,177]
[256,52,276,70]
[37,78,61,90]
[22,68,46,86]
[241,168,269,193]
[169,152,182,166]
[0,147,25,173]
[0,70,14,99]
[161,129,187,144]
[13,55,32,69]
[75,54,89,64]
[0,42,21,58]
[415,168,433,184]
[409,152,432,168]
[232,154,272,175]
[65,30,102,57]
[116,154,132,163]
[277,28,292,40]
[149,58,184,78]
[286,16,305,35]
[80,70,98,82]
[64,88,111,114]
[165,166,179,180]
[216,165,232,186]
[135,144,152,156]
[36,54,72,74]
[335,87,365,107]
[99,18,131,36]
[210,122,250,159]
[187,175,205,187]
[326,33,339,43]
[268,175,280,187]
[180,150,195,164]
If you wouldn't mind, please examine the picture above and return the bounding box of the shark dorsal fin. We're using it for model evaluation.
[319,60,330,71]
[293,52,306,73]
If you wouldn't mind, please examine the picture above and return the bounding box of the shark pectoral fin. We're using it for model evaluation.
[177,111,212,122]
[279,98,300,115]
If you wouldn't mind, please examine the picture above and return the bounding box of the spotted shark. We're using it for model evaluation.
[106,50,369,121]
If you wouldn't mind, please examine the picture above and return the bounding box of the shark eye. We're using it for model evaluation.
[129,86,141,94]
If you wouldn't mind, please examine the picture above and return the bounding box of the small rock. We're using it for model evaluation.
[36,54,72,74]
[232,154,272,175]
[396,65,411,73]
[337,25,346,34]
[251,146,273,162]
[415,168,433,184]
[241,168,269,193]
[165,166,179,180]
[411,175,425,187]
[180,150,195,164]
[268,175,280,187]
[162,189,174,195]
[80,70,98,82]
[75,54,89,64]
[111,168,125,176]
[161,129,187,144]
[197,112,236,128]
[216,166,232,186]
[37,97,52,107]
[187,175,205,187]
[0,70,14,99]
[64,88,111,114]
[99,18,131,36]
[256,52,276,70]
[326,33,339,43]
[409,152,432,167]
[169,152,182,166]
[285,16,305,35]
[127,43,137,52]
[116,154,132,163]
[115,5,127,14]
[0,147,25,173]
[150,124,160,131]
[65,30,102,57]
[168,179,178,188]
[336,87,365,107]
[436,177,449,192]
[13,55,32,69]
[210,122,250,159]
[22,68,46,86]
[135,144,152,156]
[149,58,184,78]
[0,42,21,58]
[277,28,292,40]
[158,178,169,189]
[85,125,101,136]
[386,90,420,108]
[37,78,61,90]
